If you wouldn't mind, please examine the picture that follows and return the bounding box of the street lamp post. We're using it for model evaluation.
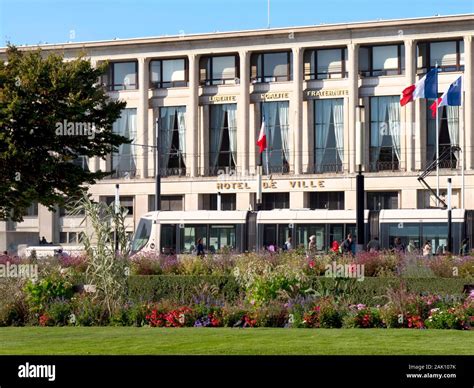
[155,118,161,211]
[355,105,365,253]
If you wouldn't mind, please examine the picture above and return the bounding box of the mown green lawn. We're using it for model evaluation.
[1,327,473,355]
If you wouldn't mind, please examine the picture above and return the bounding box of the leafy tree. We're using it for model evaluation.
[0,46,128,221]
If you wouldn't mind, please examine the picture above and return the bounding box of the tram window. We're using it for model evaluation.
[296,225,325,250]
[422,224,448,255]
[263,225,277,249]
[329,225,344,246]
[131,218,152,252]
[160,224,176,255]
[387,224,420,250]
[181,225,207,253]
[209,225,236,252]
[278,226,292,249]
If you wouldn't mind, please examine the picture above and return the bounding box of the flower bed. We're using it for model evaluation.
[0,251,473,329]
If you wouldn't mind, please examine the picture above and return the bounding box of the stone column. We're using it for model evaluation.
[404,39,416,172]
[347,43,359,173]
[238,50,250,176]
[137,57,149,178]
[187,54,200,178]
[292,47,303,175]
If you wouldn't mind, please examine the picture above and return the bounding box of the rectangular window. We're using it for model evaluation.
[304,48,347,80]
[202,194,236,210]
[148,195,183,211]
[25,202,38,217]
[260,101,290,174]
[72,156,89,172]
[359,45,404,76]
[262,193,289,210]
[200,55,238,85]
[209,104,237,175]
[251,51,291,83]
[314,99,344,173]
[180,225,207,253]
[417,40,464,73]
[209,225,236,252]
[296,225,326,250]
[309,192,345,210]
[102,196,134,215]
[112,108,137,178]
[366,191,398,210]
[425,100,459,169]
[369,96,401,172]
[158,106,187,176]
[106,61,138,91]
[150,58,187,88]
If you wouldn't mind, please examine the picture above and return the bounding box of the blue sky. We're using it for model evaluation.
[1,0,473,46]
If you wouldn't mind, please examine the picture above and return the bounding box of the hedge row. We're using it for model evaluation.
[127,275,472,305]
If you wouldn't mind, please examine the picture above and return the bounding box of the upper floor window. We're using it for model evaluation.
[104,61,138,91]
[426,99,459,169]
[101,196,134,215]
[158,106,187,177]
[251,51,291,83]
[309,191,345,210]
[150,58,188,88]
[369,96,401,172]
[367,191,398,210]
[260,101,290,174]
[314,98,344,173]
[148,195,184,211]
[360,44,404,77]
[417,40,464,73]
[209,104,237,175]
[111,108,137,178]
[25,202,38,217]
[200,55,239,86]
[304,48,347,80]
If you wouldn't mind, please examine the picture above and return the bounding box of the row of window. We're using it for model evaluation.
[107,95,459,178]
[102,40,466,90]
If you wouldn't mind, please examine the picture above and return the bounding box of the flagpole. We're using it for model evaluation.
[436,98,440,207]
[461,95,465,210]
[435,64,440,207]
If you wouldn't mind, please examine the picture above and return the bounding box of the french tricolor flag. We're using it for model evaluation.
[429,76,463,118]
[257,118,267,154]
[400,68,438,106]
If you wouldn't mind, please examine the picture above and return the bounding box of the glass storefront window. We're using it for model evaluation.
[180,225,207,253]
[209,225,236,252]
[296,225,325,250]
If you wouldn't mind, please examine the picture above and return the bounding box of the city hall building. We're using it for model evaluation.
[1,14,473,251]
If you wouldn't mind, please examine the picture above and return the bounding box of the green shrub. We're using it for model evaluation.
[44,299,72,326]
[127,275,241,304]
[24,273,74,313]
[71,294,109,326]
[0,279,29,326]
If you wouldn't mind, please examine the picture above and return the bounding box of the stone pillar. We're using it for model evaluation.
[404,39,416,172]
[347,43,359,173]
[464,35,473,170]
[187,54,200,178]
[137,57,149,178]
[292,47,303,175]
[238,50,250,176]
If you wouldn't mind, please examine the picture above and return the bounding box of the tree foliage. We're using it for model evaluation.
[0,46,128,221]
